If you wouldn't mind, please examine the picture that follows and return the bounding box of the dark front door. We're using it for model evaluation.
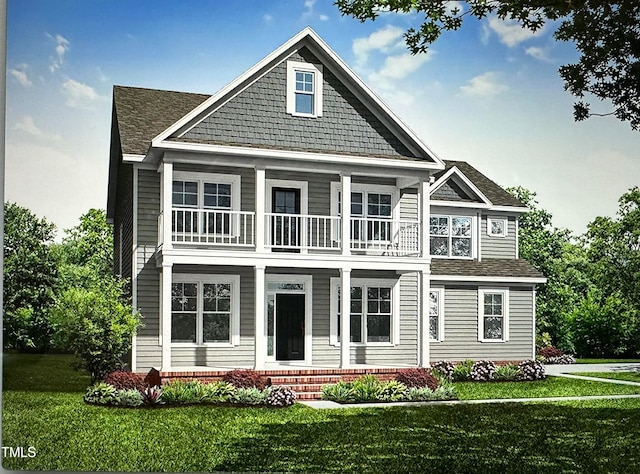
[276,293,305,361]
[272,188,301,252]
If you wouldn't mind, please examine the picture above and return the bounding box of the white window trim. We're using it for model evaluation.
[171,273,241,347]
[286,60,323,118]
[487,216,508,237]
[429,287,445,342]
[172,171,241,212]
[478,288,509,343]
[329,277,400,347]
[429,213,476,259]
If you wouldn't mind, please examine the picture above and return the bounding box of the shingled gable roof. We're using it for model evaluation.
[431,258,545,282]
[150,27,444,167]
[433,160,527,209]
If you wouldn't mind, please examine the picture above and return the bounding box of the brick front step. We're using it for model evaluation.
[160,367,410,401]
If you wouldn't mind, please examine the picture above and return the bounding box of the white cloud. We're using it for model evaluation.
[525,46,551,61]
[370,52,431,81]
[486,17,547,47]
[460,72,508,97]
[9,67,32,87]
[14,116,61,141]
[47,33,70,72]
[352,25,405,66]
[263,13,273,22]
[62,78,101,108]
[319,14,329,21]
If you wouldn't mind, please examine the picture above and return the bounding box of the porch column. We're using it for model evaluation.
[419,177,430,259]
[160,162,173,251]
[341,173,351,256]
[419,268,431,367]
[340,267,351,368]
[161,261,173,370]
[254,265,266,369]
[255,166,266,253]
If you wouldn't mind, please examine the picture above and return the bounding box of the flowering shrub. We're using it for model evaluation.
[537,346,564,360]
[470,360,497,382]
[395,368,439,390]
[103,371,146,391]
[222,369,269,390]
[518,359,546,381]
[266,386,297,407]
[431,360,455,381]
[545,354,576,365]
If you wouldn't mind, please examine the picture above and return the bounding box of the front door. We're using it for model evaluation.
[272,188,301,251]
[275,293,305,361]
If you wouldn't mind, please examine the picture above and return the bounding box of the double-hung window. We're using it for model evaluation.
[331,278,398,345]
[171,274,240,345]
[430,215,473,257]
[429,288,444,341]
[286,61,323,117]
[478,289,509,342]
[172,172,240,240]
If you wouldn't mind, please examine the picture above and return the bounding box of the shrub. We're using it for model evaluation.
[222,369,268,390]
[452,359,474,381]
[376,380,409,402]
[430,384,457,401]
[232,387,268,405]
[470,360,496,382]
[537,346,564,360]
[116,389,144,407]
[84,382,118,405]
[545,354,576,365]
[518,359,546,381]
[431,360,455,381]
[142,386,163,405]
[395,368,439,390]
[161,379,210,404]
[351,374,382,402]
[321,381,356,403]
[103,371,146,391]
[494,364,521,381]
[266,386,297,407]
[406,386,435,401]
[202,381,236,403]
[406,383,457,401]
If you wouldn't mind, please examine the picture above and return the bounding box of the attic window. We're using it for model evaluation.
[287,61,323,117]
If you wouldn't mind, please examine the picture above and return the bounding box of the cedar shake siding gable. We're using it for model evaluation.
[178,48,418,159]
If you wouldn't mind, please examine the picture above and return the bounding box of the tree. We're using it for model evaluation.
[3,202,59,350]
[506,187,588,351]
[336,0,640,130]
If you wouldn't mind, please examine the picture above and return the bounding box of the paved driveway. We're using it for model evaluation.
[545,363,640,376]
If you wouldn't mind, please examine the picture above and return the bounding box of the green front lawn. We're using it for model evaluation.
[574,372,640,384]
[3,354,640,473]
[576,358,640,364]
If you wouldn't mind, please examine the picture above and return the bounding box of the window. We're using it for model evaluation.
[172,172,240,237]
[429,288,444,341]
[479,289,509,342]
[430,215,473,257]
[331,278,398,345]
[487,217,508,237]
[171,275,240,345]
[287,61,323,117]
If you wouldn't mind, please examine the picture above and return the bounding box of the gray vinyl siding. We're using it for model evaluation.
[135,169,162,371]
[113,162,133,284]
[181,48,416,158]
[481,215,518,259]
[432,180,478,202]
[399,188,418,221]
[429,285,534,361]
[267,169,334,216]
[171,266,255,368]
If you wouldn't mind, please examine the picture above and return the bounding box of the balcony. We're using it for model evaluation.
[160,208,421,256]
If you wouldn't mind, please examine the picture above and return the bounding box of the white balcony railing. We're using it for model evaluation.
[350,217,420,256]
[265,213,341,251]
[170,208,255,246]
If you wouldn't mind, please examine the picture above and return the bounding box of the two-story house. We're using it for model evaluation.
[107,28,545,379]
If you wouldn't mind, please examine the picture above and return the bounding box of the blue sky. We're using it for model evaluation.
[6,0,640,238]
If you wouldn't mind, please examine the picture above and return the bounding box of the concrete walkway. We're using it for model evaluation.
[300,363,640,409]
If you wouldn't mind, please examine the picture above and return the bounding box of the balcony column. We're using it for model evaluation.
[340,267,351,368]
[419,177,431,259]
[160,261,173,371]
[341,172,351,256]
[160,162,173,250]
[255,166,266,253]
[254,265,266,369]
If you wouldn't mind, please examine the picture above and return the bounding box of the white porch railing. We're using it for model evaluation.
[265,213,341,251]
[350,217,420,256]
[170,208,255,246]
